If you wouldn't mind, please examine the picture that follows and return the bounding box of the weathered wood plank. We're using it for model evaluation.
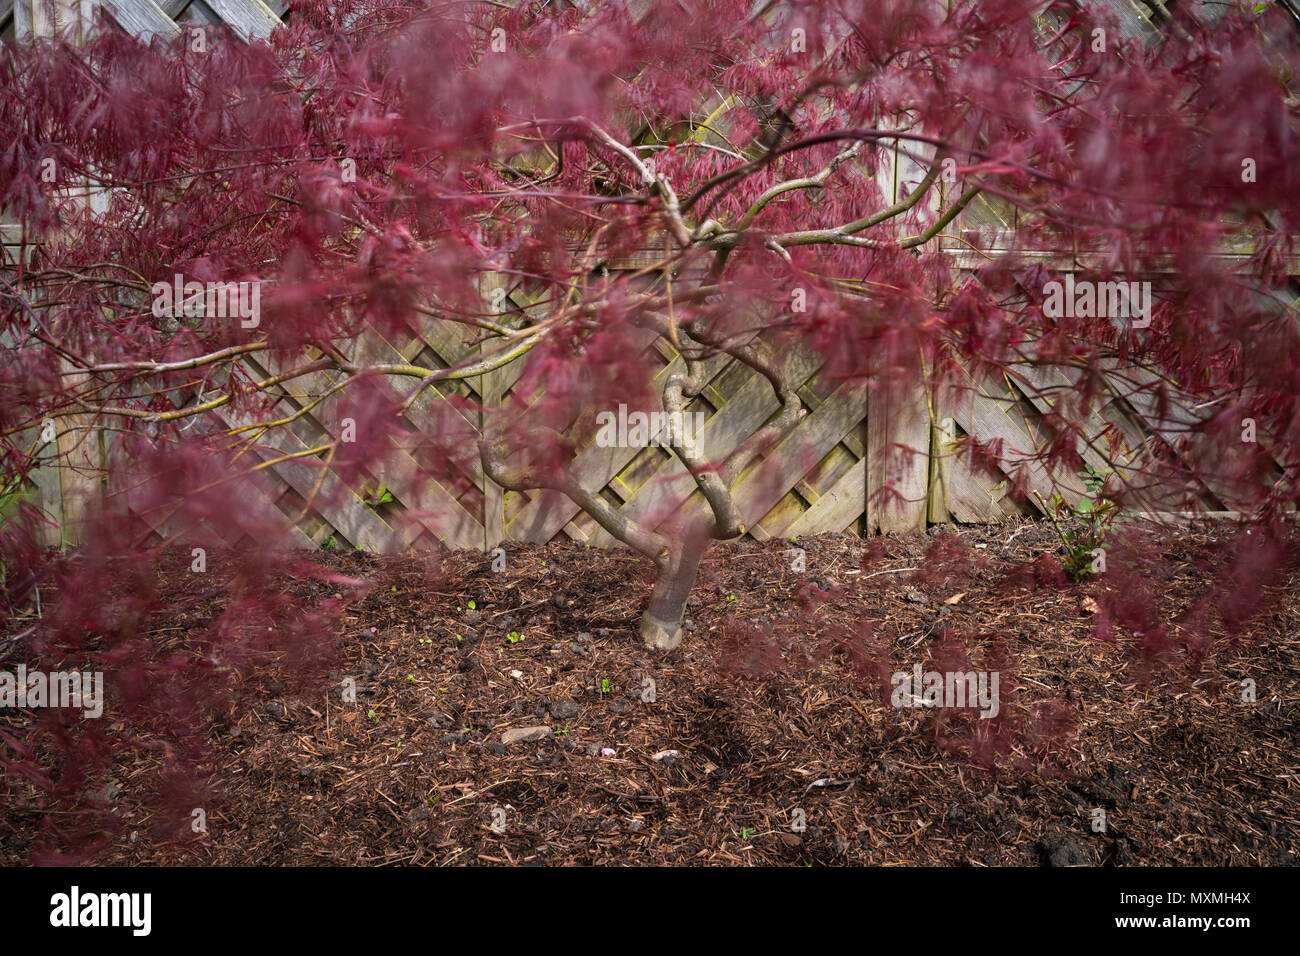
[202,0,281,41]
[733,377,872,532]
[502,339,725,543]
[103,0,181,40]
[867,376,929,532]
[927,414,954,526]
[213,402,401,553]
[947,360,1087,511]
[586,343,823,547]
[783,456,867,537]
[479,275,507,551]
[944,454,1022,523]
[1097,361,1280,513]
[254,345,484,550]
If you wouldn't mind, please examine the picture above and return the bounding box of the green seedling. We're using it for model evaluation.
[1037,465,1125,582]
[360,481,395,508]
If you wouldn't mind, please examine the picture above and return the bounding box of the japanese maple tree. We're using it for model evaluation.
[2,0,1300,855]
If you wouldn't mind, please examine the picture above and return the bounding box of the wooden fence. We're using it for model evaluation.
[4,0,1295,553]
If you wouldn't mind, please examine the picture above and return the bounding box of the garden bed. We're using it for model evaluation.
[3,520,1298,866]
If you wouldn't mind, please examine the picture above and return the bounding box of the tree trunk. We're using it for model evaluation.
[639,517,713,650]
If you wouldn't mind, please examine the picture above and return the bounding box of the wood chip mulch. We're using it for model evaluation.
[3,519,1298,866]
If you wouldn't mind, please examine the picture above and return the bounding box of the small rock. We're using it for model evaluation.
[651,749,681,764]
[905,590,928,604]
[1037,832,1092,867]
[832,833,849,855]
[550,700,580,719]
[946,807,967,825]
[576,632,594,643]
[779,833,802,847]
[501,725,552,745]
[568,642,586,654]
[586,744,602,756]
[509,669,524,680]
[609,699,628,714]
[628,818,646,831]
[266,702,286,719]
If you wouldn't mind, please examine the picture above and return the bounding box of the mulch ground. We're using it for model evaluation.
[3,519,1299,866]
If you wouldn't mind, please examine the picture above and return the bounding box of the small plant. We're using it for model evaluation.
[601,678,611,693]
[739,826,756,841]
[467,599,476,610]
[321,534,337,550]
[360,480,395,508]
[506,631,523,644]
[1036,466,1121,582]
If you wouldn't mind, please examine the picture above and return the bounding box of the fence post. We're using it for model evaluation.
[478,274,506,554]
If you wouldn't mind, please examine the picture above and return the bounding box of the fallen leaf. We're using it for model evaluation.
[944,592,966,605]
[1081,596,1099,614]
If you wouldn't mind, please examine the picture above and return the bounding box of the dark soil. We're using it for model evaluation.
[3,520,1299,866]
